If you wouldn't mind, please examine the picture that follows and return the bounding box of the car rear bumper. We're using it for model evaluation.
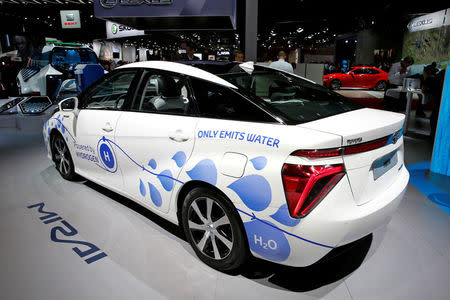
[238,167,409,267]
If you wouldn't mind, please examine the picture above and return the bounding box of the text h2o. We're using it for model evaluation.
[254,234,278,250]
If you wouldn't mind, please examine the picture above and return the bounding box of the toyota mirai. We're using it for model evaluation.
[43,61,409,271]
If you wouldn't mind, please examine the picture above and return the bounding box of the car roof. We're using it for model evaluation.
[118,61,237,89]
[352,66,379,70]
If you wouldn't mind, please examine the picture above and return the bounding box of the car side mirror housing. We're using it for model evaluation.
[58,97,79,113]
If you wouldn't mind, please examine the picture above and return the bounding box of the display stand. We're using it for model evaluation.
[403,89,424,135]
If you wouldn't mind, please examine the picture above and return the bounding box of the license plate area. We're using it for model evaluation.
[372,150,398,181]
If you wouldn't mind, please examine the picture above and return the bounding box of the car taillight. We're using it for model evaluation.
[343,136,389,155]
[292,135,391,158]
[292,148,342,158]
[282,164,345,218]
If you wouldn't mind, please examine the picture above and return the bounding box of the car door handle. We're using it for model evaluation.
[102,123,114,132]
[169,130,189,142]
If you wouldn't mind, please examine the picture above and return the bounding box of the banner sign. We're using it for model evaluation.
[94,0,236,30]
[60,10,81,29]
[407,9,448,32]
[106,21,145,39]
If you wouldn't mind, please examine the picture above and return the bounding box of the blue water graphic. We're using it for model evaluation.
[186,159,217,186]
[228,175,271,211]
[148,182,162,207]
[158,169,174,191]
[139,179,146,197]
[244,220,290,262]
[148,159,157,169]
[270,204,301,227]
[250,156,267,170]
[172,151,187,167]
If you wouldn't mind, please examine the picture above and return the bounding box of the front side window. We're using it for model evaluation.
[132,71,193,115]
[190,78,276,123]
[221,66,361,124]
[80,70,137,110]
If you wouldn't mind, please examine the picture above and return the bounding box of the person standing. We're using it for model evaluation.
[388,56,414,87]
[269,51,294,73]
[384,56,414,111]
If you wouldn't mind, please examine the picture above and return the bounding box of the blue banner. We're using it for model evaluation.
[431,66,450,176]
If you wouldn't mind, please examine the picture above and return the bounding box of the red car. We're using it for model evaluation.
[323,66,388,90]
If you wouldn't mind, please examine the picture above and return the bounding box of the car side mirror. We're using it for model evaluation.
[58,97,79,113]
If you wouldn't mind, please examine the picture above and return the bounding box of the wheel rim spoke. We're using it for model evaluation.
[213,215,230,228]
[210,235,221,259]
[205,197,213,222]
[215,231,232,250]
[63,160,69,174]
[55,140,63,154]
[196,231,210,251]
[59,159,65,173]
[188,221,206,231]
[191,201,207,224]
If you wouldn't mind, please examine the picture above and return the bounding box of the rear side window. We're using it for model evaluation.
[132,71,194,115]
[352,68,365,74]
[366,68,380,74]
[221,67,361,124]
[190,78,276,123]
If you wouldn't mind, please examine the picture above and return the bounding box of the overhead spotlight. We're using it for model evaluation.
[345,40,348,43]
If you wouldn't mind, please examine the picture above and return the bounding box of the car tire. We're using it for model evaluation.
[51,133,77,181]
[181,187,248,272]
[375,81,387,91]
[330,79,341,90]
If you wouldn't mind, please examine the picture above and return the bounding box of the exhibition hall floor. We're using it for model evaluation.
[0,128,449,300]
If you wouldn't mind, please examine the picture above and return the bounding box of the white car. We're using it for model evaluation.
[42,61,409,271]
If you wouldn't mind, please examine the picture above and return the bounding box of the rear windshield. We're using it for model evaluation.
[51,48,98,72]
[220,66,361,124]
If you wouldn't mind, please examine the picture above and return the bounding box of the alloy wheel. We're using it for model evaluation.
[187,197,234,260]
[53,136,71,176]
